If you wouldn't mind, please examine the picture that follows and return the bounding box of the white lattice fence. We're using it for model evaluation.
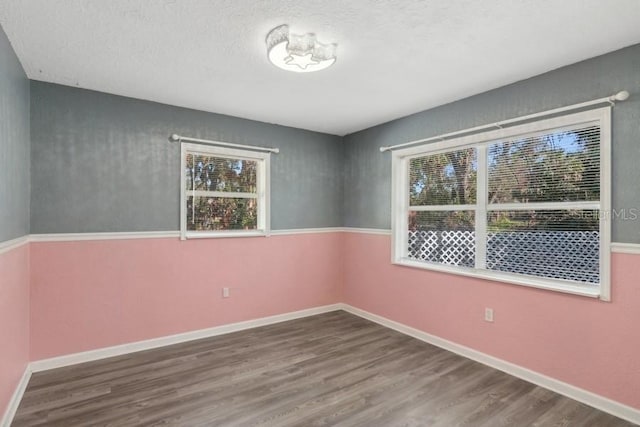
[408,230,475,267]
[408,230,599,284]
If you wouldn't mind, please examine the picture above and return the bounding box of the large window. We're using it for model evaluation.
[180,143,270,239]
[392,108,611,299]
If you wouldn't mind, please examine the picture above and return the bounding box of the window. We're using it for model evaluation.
[180,143,270,239]
[392,108,611,300]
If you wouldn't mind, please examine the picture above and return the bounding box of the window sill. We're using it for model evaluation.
[182,230,268,240]
[393,258,603,300]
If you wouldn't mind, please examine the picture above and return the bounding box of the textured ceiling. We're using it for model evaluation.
[1,0,640,136]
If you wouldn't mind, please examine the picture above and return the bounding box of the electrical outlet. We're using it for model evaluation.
[222,287,230,298]
[484,308,494,322]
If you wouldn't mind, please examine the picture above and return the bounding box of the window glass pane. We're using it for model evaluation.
[187,196,258,231]
[186,154,257,193]
[408,211,475,267]
[487,209,599,284]
[488,126,600,204]
[409,148,477,206]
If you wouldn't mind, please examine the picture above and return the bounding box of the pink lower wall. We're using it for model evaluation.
[343,233,640,410]
[17,231,640,413]
[0,243,30,418]
[30,233,343,360]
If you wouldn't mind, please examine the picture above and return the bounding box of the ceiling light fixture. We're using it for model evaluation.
[266,24,337,73]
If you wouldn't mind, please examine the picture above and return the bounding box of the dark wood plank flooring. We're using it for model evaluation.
[12,311,635,426]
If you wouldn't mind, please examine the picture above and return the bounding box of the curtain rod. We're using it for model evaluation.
[379,90,630,153]
[168,134,279,154]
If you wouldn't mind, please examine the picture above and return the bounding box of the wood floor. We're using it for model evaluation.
[13,311,635,426]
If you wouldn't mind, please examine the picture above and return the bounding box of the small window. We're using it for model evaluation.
[392,108,611,300]
[180,143,270,239]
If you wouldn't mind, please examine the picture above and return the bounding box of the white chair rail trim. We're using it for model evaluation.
[0,230,633,254]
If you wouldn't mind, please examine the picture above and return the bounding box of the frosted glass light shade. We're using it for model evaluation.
[266,24,337,73]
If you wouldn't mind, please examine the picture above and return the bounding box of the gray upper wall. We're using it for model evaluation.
[30,82,343,233]
[343,44,640,244]
[27,43,640,241]
[0,25,30,243]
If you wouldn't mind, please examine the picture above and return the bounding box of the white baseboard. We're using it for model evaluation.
[340,304,640,425]
[9,303,640,425]
[5,305,341,425]
[1,366,31,427]
[30,303,342,372]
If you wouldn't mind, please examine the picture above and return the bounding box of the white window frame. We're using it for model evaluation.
[180,142,270,239]
[391,108,611,300]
